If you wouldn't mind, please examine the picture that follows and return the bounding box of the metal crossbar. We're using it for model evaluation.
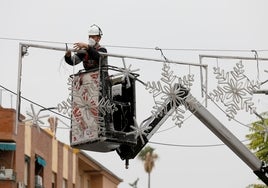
[16,42,207,134]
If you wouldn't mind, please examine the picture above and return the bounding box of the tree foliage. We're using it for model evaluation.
[246,119,268,162]
[246,118,268,188]
[246,184,268,188]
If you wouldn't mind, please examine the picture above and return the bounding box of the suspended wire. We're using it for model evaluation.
[0,36,73,45]
[104,44,268,53]
[149,139,249,148]
[0,84,70,120]
[24,123,70,130]
[36,124,70,130]
[105,44,155,50]
[150,141,225,147]
[1,36,268,52]
[155,47,168,61]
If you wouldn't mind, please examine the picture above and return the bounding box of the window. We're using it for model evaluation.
[0,142,16,169]
[24,156,30,187]
[52,172,57,188]
[35,155,46,187]
[62,179,67,188]
[0,143,16,181]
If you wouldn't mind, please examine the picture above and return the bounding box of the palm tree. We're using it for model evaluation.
[138,146,158,188]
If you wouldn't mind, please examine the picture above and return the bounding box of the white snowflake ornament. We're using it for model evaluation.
[112,58,140,88]
[209,61,260,119]
[126,117,152,145]
[24,104,49,132]
[146,62,194,126]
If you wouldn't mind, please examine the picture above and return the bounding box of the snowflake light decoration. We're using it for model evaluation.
[57,71,119,145]
[145,62,195,127]
[112,58,140,88]
[57,98,72,116]
[24,104,50,132]
[57,73,117,124]
[209,61,260,120]
[126,117,152,144]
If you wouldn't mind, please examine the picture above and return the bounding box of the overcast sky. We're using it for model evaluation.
[1,0,268,187]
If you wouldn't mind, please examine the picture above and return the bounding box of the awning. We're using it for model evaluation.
[36,156,46,167]
[0,142,16,151]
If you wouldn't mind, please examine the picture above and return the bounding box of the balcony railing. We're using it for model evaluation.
[0,169,16,181]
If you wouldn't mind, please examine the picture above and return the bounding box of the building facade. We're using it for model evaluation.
[0,106,122,188]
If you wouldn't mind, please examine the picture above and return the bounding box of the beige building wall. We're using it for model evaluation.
[24,123,31,156]
[103,176,117,188]
[72,152,76,184]
[63,144,68,179]
[91,175,102,188]
[0,107,122,188]
[52,138,58,172]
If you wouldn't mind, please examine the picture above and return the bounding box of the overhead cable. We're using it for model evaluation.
[0,84,70,120]
[149,139,249,148]
[1,36,268,52]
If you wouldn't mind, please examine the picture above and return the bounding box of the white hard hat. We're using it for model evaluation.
[88,24,103,36]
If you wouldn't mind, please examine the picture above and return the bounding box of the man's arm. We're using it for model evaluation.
[64,50,83,66]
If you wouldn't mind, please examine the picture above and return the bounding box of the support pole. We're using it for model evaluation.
[15,43,23,135]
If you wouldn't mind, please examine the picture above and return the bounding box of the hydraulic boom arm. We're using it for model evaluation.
[185,94,268,185]
[117,91,268,184]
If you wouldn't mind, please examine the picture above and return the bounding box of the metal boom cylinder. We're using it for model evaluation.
[186,95,262,171]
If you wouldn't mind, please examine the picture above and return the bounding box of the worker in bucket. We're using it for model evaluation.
[64,24,107,70]
[64,24,114,131]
